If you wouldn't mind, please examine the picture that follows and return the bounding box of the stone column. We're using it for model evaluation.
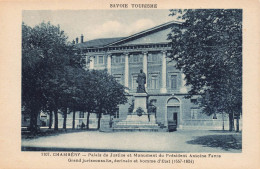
[160,51,167,93]
[89,56,94,70]
[107,54,112,74]
[143,51,148,89]
[124,53,129,89]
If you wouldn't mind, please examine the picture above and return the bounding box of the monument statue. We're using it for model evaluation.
[136,69,146,93]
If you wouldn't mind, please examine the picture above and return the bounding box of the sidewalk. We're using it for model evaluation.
[21,130,241,153]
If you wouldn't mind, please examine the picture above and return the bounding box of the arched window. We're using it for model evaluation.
[167,97,180,105]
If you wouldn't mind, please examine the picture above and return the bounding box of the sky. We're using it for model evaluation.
[22,10,178,42]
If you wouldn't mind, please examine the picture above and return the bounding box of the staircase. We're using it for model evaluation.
[113,114,161,132]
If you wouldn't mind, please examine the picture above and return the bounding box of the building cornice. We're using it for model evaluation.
[84,43,172,55]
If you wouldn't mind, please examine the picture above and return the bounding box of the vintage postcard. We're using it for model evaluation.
[0,0,259,169]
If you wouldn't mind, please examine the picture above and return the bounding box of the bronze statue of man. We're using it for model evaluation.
[136,69,146,93]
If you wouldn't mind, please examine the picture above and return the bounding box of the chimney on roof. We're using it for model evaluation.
[81,34,84,43]
[76,37,79,44]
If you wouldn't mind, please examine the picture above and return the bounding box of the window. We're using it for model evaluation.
[112,56,115,63]
[114,107,119,118]
[191,109,198,119]
[113,74,123,85]
[151,76,158,89]
[98,56,104,64]
[132,75,138,89]
[115,56,121,63]
[121,56,125,63]
[130,54,142,63]
[170,75,177,90]
[148,53,160,63]
[191,99,197,104]
[133,55,138,62]
[94,56,97,64]
[148,54,152,62]
[152,55,157,62]
[93,55,104,65]
[149,74,159,89]
[115,77,121,84]
[112,55,125,64]
[79,112,84,118]
[167,97,180,104]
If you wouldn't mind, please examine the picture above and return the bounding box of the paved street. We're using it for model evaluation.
[22,130,241,153]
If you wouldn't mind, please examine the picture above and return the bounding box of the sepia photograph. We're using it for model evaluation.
[21,9,242,153]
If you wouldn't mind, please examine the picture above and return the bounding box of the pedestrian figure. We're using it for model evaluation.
[109,117,113,128]
[81,122,85,129]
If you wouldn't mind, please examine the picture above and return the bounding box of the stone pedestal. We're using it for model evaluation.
[133,93,148,114]
[128,92,149,123]
[113,92,160,131]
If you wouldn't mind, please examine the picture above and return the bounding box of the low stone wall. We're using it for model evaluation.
[180,119,242,130]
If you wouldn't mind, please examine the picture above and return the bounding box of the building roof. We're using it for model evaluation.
[76,37,124,48]
[76,20,183,49]
[105,20,182,47]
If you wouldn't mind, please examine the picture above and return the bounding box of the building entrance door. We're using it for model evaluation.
[167,106,180,127]
[173,112,178,126]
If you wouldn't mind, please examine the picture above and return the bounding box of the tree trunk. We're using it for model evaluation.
[222,112,225,131]
[72,110,76,129]
[54,108,58,131]
[229,112,234,131]
[232,112,235,131]
[109,114,112,128]
[86,112,90,130]
[97,113,102,129]
[29,108,39,134]
[236,114,239,132]
[48,111,53,129]
[63,108,67,130]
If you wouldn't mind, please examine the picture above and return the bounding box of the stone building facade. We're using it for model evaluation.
[71,20,230,130]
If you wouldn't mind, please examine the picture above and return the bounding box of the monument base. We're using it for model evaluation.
[133,93,148,114]
[113,114,160,132]
[113,92,161,132]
